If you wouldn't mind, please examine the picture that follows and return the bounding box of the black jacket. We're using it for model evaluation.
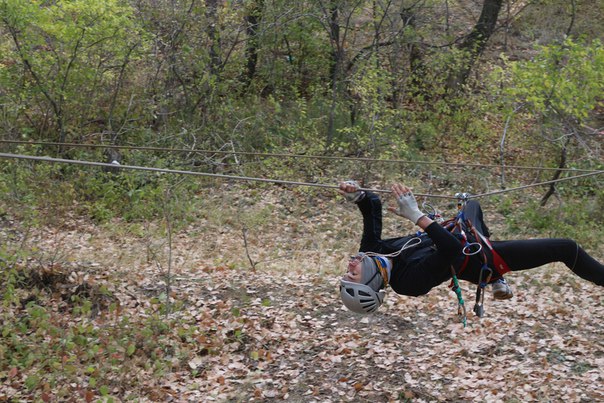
[357,191,471,296]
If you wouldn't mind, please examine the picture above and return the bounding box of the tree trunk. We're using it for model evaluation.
[327,1,342,147]
[403,8,426,97]
[205,0,222,76]
[242,0,264,88]
[540,137,570,207]
[446,0,503,93]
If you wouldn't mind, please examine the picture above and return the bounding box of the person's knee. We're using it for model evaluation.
[559,238,579,252]
[465,200,481,209]
[463,200,484,217]
[558,238,580,265]
[462,200,489,235]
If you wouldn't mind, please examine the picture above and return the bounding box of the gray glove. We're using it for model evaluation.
[341,180,365,203]
[392,192,425,224]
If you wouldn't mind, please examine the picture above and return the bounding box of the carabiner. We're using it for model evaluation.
[473,303,484,317]
[462,242,483,256]
[455,192,469,209]
[422,202,443,223]
[478,264,493,288]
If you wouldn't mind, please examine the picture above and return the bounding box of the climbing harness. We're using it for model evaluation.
[425,192,512,326]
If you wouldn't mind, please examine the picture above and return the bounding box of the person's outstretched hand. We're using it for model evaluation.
[338,180,365,202]
[388,183,425,224]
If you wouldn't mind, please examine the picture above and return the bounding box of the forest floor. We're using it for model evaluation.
[1,186,603,402]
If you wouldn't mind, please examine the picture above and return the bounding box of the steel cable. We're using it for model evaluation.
[1,139,600,173]
[1,152,602,201]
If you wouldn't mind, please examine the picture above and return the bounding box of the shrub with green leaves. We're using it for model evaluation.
[506,38,604,120]
[0,0,146,141]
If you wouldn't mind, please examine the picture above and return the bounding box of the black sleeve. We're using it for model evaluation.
[424,221,463,261]
[356,191,383,252]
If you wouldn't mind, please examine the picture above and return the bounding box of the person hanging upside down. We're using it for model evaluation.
[338,181,604,315]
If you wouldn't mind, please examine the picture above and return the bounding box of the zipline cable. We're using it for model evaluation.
[0,152,414,196]
[1,152,602,201]
[471,170,604,198]
[1,139,600,173]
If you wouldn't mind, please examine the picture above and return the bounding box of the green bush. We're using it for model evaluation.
[0,155,202,225]
[505,198,604,254]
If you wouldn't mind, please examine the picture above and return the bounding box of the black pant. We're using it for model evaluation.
[462,201,604,287]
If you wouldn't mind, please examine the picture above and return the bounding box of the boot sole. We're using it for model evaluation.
[493,291,513,300]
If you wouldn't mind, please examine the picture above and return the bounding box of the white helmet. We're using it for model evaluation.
[339,279,386,314]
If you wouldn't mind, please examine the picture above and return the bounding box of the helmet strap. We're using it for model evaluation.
[363,267,381,288]
[362,256,389,289]
[374,257,389,288]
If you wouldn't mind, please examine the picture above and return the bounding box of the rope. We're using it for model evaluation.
[1,139,601,173]
[0,152,445,198]
[365,237,423,258]
[469,169,604,199]
[0,152,602,200]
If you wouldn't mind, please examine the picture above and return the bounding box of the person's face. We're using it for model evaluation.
[343,254,363,283]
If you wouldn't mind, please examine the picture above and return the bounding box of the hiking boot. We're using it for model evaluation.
[492,278,513,300]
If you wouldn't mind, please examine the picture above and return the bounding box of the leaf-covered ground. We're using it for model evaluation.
[139,264,604,402]
[1,188,603,401]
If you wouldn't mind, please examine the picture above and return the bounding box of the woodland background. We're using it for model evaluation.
[1,0,604,401]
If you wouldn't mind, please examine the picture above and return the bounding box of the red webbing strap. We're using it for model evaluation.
[475,232,511,276]
[444,214,512,289]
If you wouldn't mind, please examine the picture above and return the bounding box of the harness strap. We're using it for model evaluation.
[443,207,513,320]
[433,199,513,323]
[462,218,497,318]
[474,231,511,276]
